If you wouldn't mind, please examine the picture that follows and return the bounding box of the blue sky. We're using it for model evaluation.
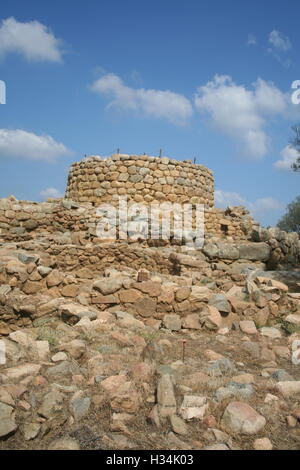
[0,0,300,226]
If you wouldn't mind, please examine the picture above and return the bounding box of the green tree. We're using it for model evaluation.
[277,195,300,235]
[290,125,300,172]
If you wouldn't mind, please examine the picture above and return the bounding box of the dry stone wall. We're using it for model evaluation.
[0,198,254,241]
[0,241,298,334]
[0,155,257,242]
[65,154,258,239]
[65,154,215,207]
[0,196,299,267]
[205,206,254,239]
[0,152,299,267]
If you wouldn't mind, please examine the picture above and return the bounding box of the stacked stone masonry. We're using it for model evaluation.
[0,153,299,267]
[0,198,253,241]
[65,154,215,208]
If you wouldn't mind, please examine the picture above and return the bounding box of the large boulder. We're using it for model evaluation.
[221,401,266,435]
[175,253,206,268]
[189,286,211,303]
[203,241,271,262]
[208,294,231,314]
[110,381,141,413]
[93,277,123,295]
[276,381,300,397]
[237,242,271,261]
[58,303,98,324]
[38,391,65,419]
[69,393,91,420]
[163,314,181,331]
[251,227,270,242]
[48,438,80,450]
[217,243,239,260]
[134,297,157,317]
[201,305,222,330]
[0,403,17,437]
[202,243,219,259]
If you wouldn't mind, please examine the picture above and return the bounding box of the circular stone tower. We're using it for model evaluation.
[65,154,214,207]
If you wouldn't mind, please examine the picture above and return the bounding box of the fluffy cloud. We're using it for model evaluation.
[215,189,284,222]
[0,17,64,62]
[251,197,284,218]
[40,187,63,199]
[267,30,292,67]
[267,49,291,68]
[274,145,299,170]
[215,189,246,207]
[90,73,193,125]
[269,30,291,51]
[0,129,72,161]
[247,34,257,46]
[194,75,287,159]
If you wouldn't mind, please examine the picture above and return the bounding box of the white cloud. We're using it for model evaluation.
[251,197,284,216]
[0,129,72,162]
[266,48,292,68]
[274,145,299,170]
[40,187,63,199]
[267,30,292,67]
[215,189,247,207]
[194,75,287,159]
[90,73,193,125]
[247,34,257,46]
[0,17,64,62]
[269,30,291,51]
[215,189,284,222]
[254,78,287,114]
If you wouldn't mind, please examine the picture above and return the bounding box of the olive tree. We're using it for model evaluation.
[290,125,300,172]
[277,195,300,235]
